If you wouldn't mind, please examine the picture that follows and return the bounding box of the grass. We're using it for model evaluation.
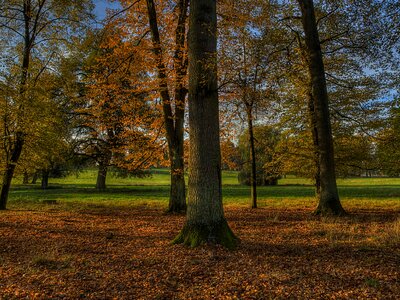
[1,169,399,299]
[6,169,400,211]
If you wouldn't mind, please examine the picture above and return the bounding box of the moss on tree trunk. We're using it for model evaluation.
[173,219,238,250]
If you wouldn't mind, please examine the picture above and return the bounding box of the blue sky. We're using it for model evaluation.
[93,0,121,20]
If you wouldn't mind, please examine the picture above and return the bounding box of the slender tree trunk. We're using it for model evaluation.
[246,106,257,209]
[169,140,186,212]
[298,0,345,215]
[0,133,24,210]
[307,91,321,197]
[173,0,238,249]
[146,0,188,213]
[41,170,49,190]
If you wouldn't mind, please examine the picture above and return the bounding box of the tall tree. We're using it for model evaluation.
[0,0,92,209]
[218,0,286,208]
[128,0,189,213]
[296,0,345,215]
[173,0,237,248]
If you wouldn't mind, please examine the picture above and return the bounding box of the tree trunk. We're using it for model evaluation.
[298,0,345,215]
[0,133,24,210]
[246,107,257,209]
[96,162,108,191]
[168,144,186,213]
[173,0,238,249]
[31,172,38,184]
[41,170,49,190]
[22,171,29,184]
[307,91,321,197]
[146,0,189,213]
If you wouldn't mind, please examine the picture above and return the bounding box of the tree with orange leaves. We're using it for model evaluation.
[117,0,189,213]
[74,25,164,190]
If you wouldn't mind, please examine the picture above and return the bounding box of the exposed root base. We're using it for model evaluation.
[173,219,238,250]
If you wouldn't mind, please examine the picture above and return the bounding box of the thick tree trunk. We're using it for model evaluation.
[298,0,345,215]
[246,107,257,209]
[96,162,108,191]
[173,0,238,249]
[146,0,188,213]
[41,170,49,190]
[0,133,24,210]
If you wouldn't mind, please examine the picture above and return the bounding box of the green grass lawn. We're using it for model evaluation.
[7,169,400,211]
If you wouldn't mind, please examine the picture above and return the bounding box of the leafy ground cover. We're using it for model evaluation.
[0,206,399,299]
[1,171,399,298]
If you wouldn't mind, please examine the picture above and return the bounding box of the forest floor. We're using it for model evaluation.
[0,205,399,299]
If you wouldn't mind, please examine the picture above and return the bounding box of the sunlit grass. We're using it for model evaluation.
[7,169,400,211]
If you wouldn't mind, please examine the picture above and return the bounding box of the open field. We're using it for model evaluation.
[5,169,400,211]
[1,170,399,299]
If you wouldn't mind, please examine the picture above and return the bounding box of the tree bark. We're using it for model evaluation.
[23,171,29,184]
[169,144,186,213]
[41,170,49,190]
[246,106,257,209]
[96,162,108,191]
[173,0,238,249]
[298,0,345,215]
[146,0,188,213]
[0,133,24,210]
[307,90,321,197]
[31,172,38,184]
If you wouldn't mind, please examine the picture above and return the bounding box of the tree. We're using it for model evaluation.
[218,0,286,208]
[296,0,345,215]
[0,0,92,209]
[173,0,238,249]
[238,125,282,186]
[376,100,400,176]
[74,25,163,190]
[118,0,189,212]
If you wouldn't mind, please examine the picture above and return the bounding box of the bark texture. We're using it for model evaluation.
[173,0,238,248]
[298,0,345,215]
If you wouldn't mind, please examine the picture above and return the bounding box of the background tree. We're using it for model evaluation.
[118,0,189,212]
[74,24,163,190]
[238,125,282,186]
[0,0,92,209]
[218,0,287,208]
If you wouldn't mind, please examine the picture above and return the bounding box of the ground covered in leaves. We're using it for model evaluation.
[0,206,399,299]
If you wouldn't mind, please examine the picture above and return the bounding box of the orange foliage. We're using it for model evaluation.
[79,20,166,171]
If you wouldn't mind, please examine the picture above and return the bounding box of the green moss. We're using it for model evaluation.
[172,219,238,250]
